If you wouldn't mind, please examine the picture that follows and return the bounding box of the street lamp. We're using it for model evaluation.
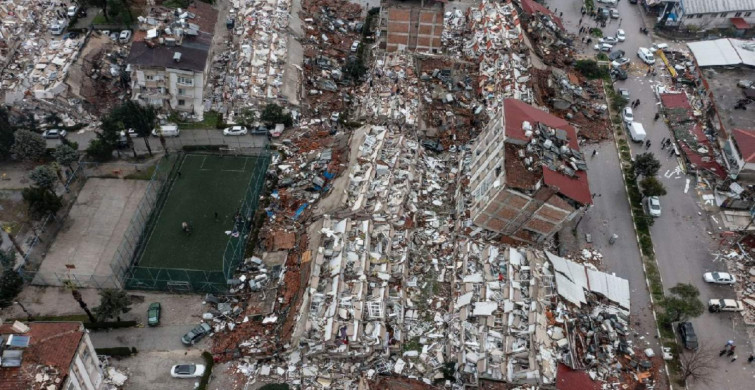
[13,301,33,322]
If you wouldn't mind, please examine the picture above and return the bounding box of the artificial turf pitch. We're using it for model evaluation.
[137,154,262,271]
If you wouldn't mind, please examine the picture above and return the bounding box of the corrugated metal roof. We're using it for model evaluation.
[684,0,755,15]
[547,251,630,309]
[687,38,755,66]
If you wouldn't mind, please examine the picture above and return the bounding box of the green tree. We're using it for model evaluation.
[0,108,15,160]
[661,283,705,323]
[110,101,157,156]
[260,104,293,127]
[343,57,367,81]
[633,153,661,177]
[235,108,257,128]
[640,176,667,198]
[10,130,46,161]
[0,269,24,309]
[575,60,608,79]
[29,165,57,190]
[53,144,79,170]
[93,289,132,322]
[22,187,62,216]
[610,95,628,112]
[0,249,16,270]
[86,139,115,162]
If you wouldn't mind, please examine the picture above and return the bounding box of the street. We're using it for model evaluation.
[547,1,755,388]
[47,129,269,153]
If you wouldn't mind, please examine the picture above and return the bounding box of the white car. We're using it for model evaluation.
[170,364,205,378]
[646,196,661,217]
[622,107,634,123]
[610,9,620,19]
[351,40,360,52]
[118,30,132,43]
[703,272,736,285]
[598,0,617,4]
[599,36,619,45]
[611,57,630,68]
[637,47,656,65]
[43,129,67,139]
[594,43,613,52]
[223,125,248,136]
[67,6,78,18]
[708,299,743,312]
[616,29,626,42]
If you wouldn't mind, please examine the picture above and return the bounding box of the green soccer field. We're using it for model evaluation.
[137,154,265,271]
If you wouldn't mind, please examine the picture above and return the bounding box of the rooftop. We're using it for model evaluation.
[0,322,84,390]
[704,67,755,134]
[732,128,755,162]
[519,0,565,30]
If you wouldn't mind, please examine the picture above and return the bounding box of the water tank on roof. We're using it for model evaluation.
[543,139,553,149]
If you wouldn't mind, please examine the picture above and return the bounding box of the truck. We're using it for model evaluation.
[708,298,744,312]
[627,122,647,143]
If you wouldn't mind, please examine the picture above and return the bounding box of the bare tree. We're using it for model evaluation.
[679,344,718,386]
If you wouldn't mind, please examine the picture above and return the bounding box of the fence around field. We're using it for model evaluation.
[122,149,271,293]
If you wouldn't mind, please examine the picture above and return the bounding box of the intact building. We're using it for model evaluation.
[384,0,444,53]
[658,0,755,31]
[468,99,591,244]
[0,321,103,390]
[127,3,218,120]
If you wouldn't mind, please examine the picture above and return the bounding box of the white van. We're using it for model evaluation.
[637,47,656,64]
[152,124,180,137]
[628,122,647,142]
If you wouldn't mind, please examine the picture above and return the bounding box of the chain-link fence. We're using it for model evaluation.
[122,149,271,293]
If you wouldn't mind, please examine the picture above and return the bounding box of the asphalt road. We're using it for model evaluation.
[89,324,212,352]
[46,129,268,152]
[548,1,755,388]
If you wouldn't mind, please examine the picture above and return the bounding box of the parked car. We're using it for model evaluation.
[43,129,67,139]
[127,128,140,137]
[598,0,617,4]
[610,67,627,80]
[67,6,78,18]
[678,322,698,350]
[618,88,630,99]
[651,42,669,52]
[50,22,65,36]
[708,299,743,313]
[594,43,613,52]
[703,271,736,285]
[611,57,631,68]
[737,80,754,89]
[147,302,161,326]
[610,9,620,19]
[616,29,626,42]
[223,125,248,136]
[170,364,205,378]
[152,124,180,137]
[350,40,360,52]
[119,30,132,43]
[608,50,625,61]
[599,36,619,45]
[637,47,656,65]
[622,107,634,123]
[646,196,661,217]
[181,323,212,346]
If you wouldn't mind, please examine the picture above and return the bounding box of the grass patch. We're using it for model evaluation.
[174,111,223,130]
[124,165,157,180]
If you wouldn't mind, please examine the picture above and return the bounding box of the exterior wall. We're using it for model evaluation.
[132,66,205,120]
[60,333,102,390]
[677,1,755,30]
[386,7,444,53]
[469,111,506,212]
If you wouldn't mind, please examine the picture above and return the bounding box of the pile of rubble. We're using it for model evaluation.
[359,53,419,126]
[719,250,755,324]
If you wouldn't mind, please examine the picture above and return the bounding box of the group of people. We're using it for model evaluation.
[719,340,755,363]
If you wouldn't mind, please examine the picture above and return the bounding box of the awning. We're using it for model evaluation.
[731,18,751,29]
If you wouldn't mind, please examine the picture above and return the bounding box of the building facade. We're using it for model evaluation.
[0,321,103,390]
[659,0,755,30]
[384,1,444,53]
[468,100,591,244]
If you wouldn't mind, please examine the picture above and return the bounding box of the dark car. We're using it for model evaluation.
[147,302,161,326]
[181,323,212,346]
[608,50,626,61]
[611,67,628,80]
[678,322,699,350]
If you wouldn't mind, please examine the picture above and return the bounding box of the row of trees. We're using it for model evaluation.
[633,152,667,198]
[86,101,158,162]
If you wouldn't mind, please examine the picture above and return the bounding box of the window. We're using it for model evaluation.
[177,76,193,85]
[178,88,185,96]
[736,12,743,17]
[178,99,185,106]
[145,75,154,81]
[746,12,752,17]
[696,14,703,18]
[721,13,729,18]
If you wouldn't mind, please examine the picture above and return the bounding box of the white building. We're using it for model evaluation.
[659,0,755,30]
[0,321,104,390]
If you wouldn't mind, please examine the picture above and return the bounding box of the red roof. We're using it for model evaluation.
[0,322,84,390]
[504,99,579,149]
[732,128,755,163]
[731,17,751,29]
[660,93,692,110]
[543,166,593,205]
[519,0,565,30]
[556,363,602,390]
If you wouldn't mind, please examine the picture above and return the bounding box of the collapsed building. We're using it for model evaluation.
[127,3,219,120]
[467,99,592,245]
[383,0,445,53]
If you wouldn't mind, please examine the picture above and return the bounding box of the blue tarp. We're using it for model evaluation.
[323,171,336,180]
[292,203,309,220]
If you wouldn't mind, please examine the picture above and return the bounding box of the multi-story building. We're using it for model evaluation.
[658,0,755,31]
[383,0,444,53]
[468,99,591,244]
[0,321,103,390]
[127,3,218,120]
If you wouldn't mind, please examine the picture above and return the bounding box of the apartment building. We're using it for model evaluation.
[127,3,218,120]
[659,0,755,31]
[468,99,591,244]
[0,321,103,390]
